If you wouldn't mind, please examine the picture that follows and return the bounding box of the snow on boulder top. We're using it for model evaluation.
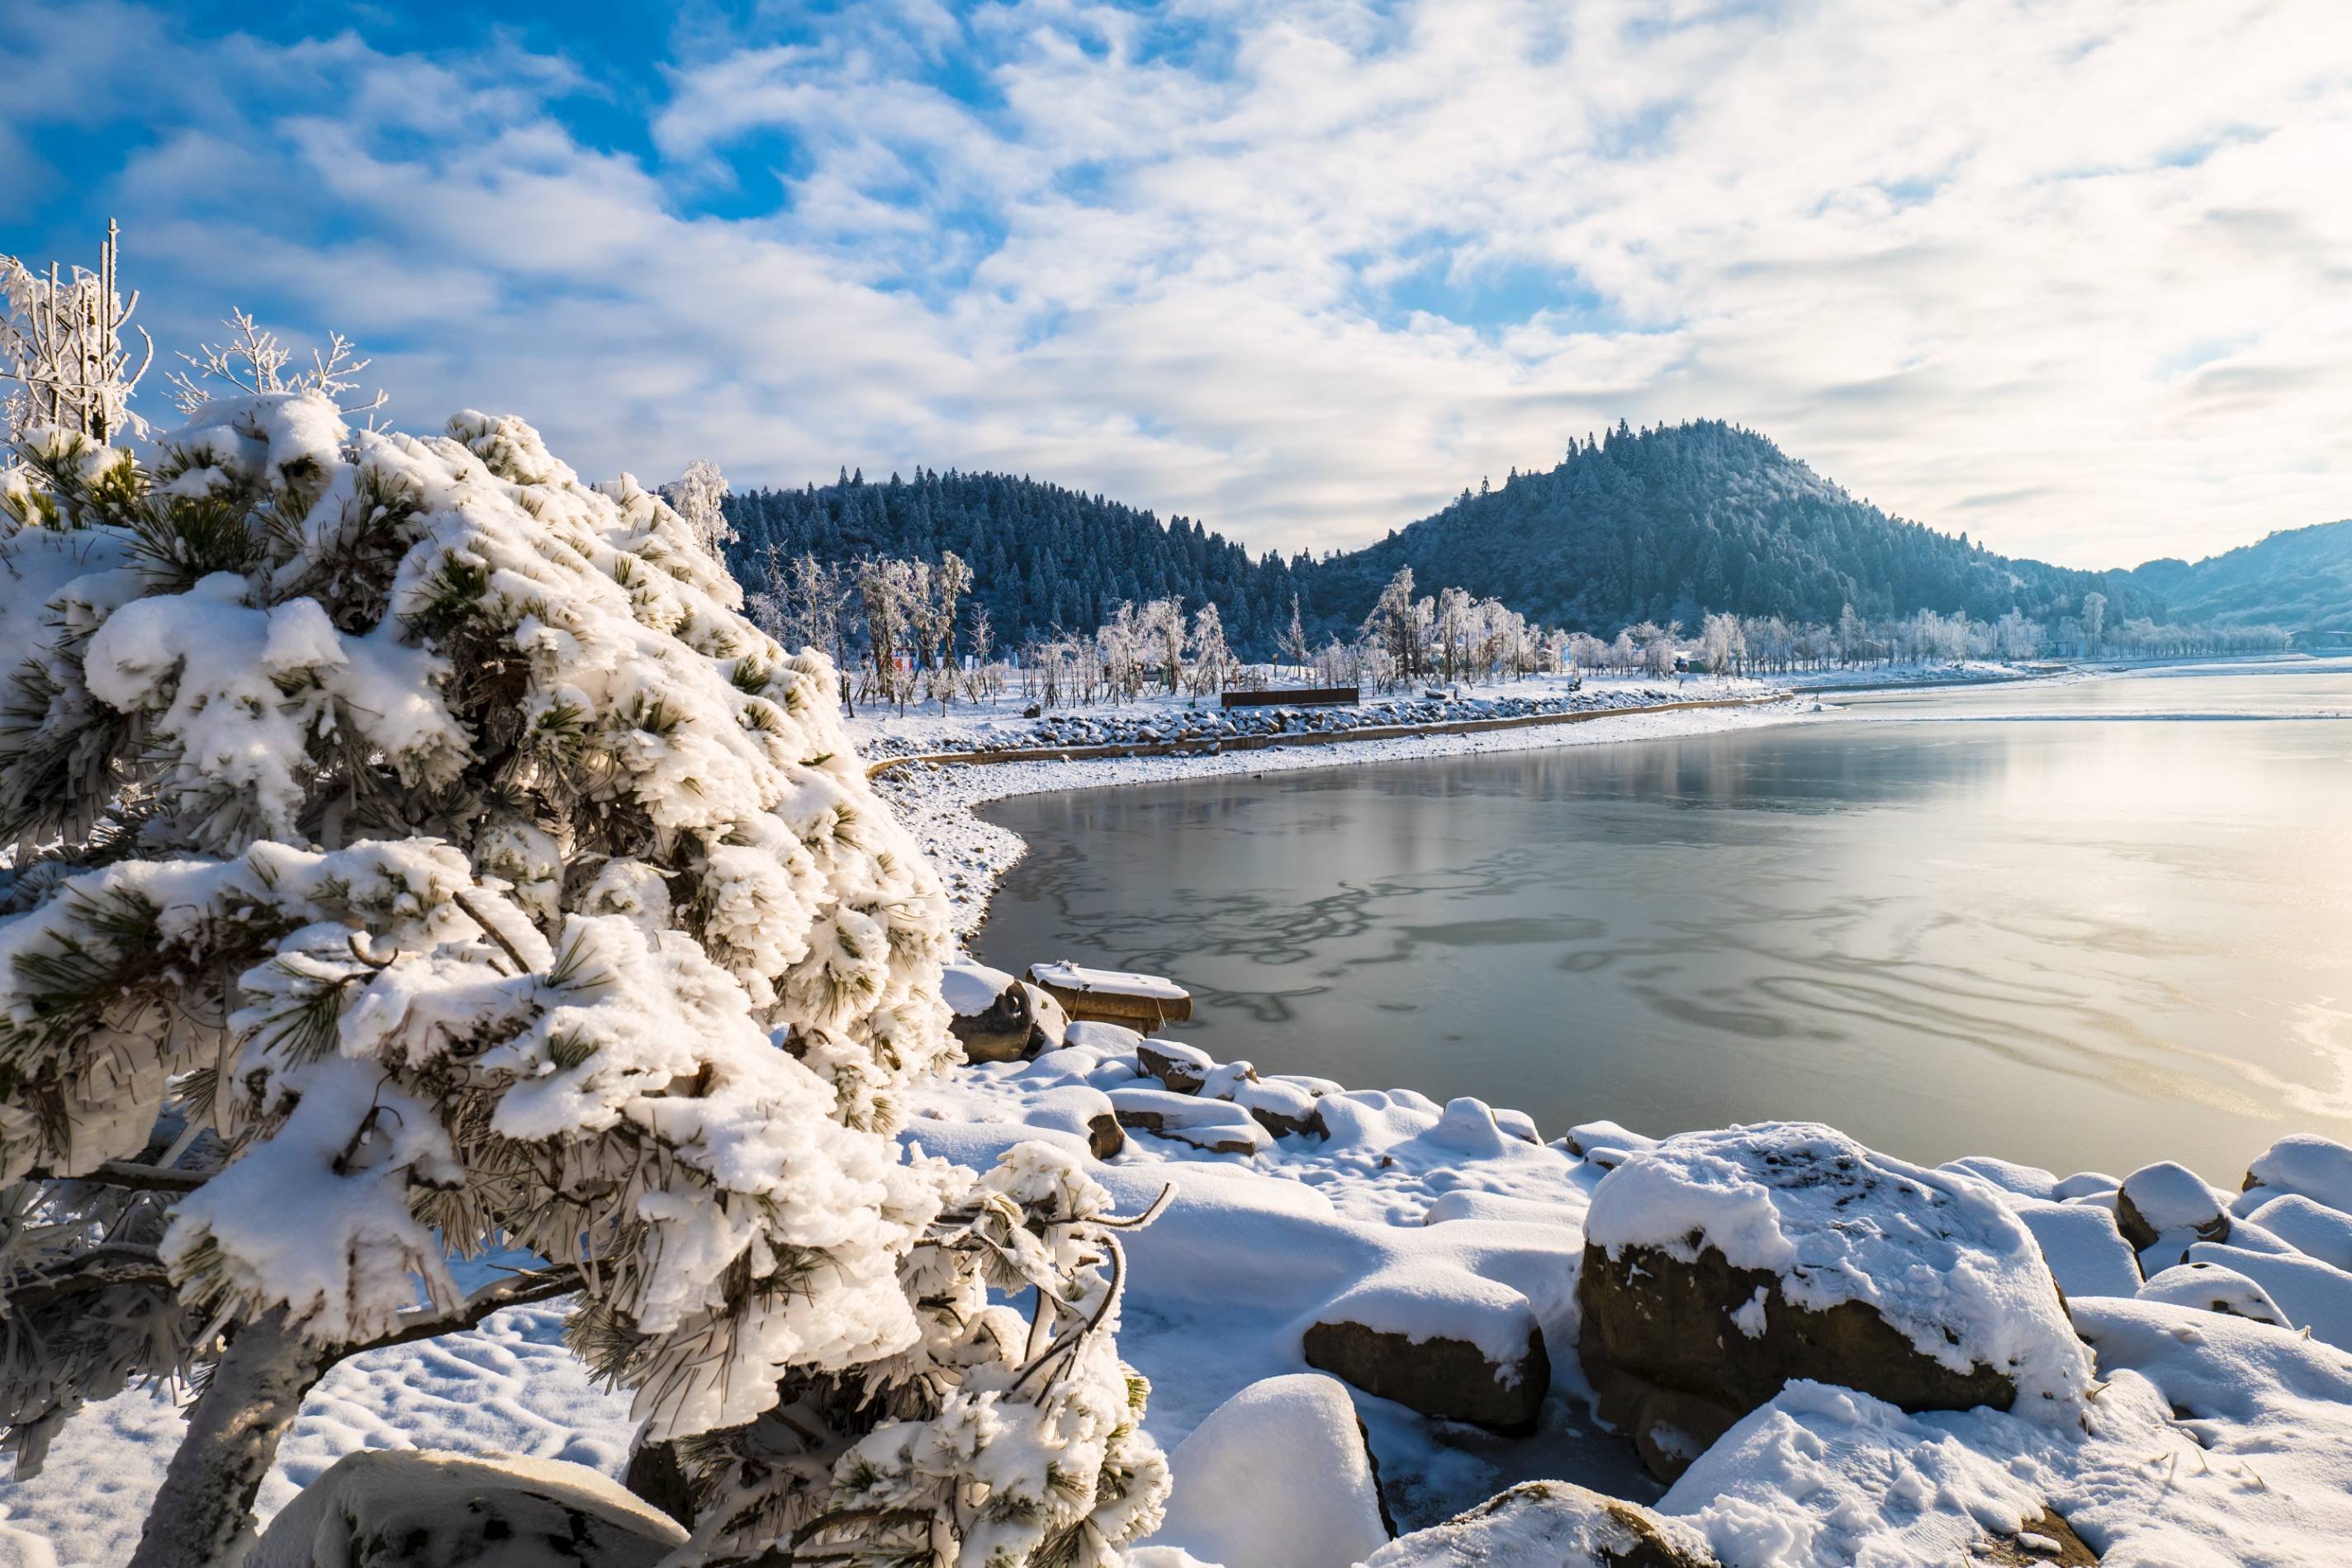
[2243,1135,2352,1215]
[2138,1262,2290,1327]
[2119,1162,2228,1235]
[939,959,1017,1016]
[1586,1122,2093,1413]
[1028,961,1190,1000]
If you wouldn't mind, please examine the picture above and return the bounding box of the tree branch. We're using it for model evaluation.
[325,1267,583,1365]
[6,1242,171,1309]
[21,1158,211,1195]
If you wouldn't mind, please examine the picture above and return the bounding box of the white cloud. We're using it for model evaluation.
[11,0,2352,570]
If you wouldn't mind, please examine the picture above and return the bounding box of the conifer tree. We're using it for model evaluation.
[0,373,1164,1561]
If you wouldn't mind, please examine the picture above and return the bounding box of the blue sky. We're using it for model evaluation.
[6,0,2350,567]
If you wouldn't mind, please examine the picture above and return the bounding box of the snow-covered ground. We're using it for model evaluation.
[17,661,2352,1566]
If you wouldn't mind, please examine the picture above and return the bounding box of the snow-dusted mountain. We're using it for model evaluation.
[2121,518,2352,635]
[728,421,2343,648]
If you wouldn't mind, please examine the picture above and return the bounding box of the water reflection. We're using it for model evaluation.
[976,669,2352,1180]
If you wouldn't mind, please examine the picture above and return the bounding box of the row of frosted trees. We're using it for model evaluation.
[1686,599,2292,677]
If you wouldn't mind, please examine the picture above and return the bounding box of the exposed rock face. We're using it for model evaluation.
[1302,1319,1550,1435]
[947,976,1042,1063]
[1363,1480,1715,1567]
[1583,1359,1746,1483]
[253,1450,687,1568]
[1581,1240,2018,1432]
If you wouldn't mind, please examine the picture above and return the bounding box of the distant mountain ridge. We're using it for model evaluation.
[724,422,2348,653]
[2119,519,2352,633]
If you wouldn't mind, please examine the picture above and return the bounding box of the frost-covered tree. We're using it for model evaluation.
[662,460,734,554]
[1278,594,1311,680]
[1186,602,1229,696]
[1,221,153,446]
[0,390,1164,1565]
[1138,598,1186,694]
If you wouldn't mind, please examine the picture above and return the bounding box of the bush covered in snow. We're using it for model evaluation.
[0,393,1164,1566]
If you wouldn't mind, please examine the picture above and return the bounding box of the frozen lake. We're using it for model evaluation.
[975,661,2352,1181]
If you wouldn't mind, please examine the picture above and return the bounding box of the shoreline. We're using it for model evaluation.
[873,689,1813,940]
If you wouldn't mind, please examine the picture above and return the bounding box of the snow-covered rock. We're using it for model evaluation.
[1024,1083,1126,1158]
[1110,1086,1272,1155]
[1557,1119,1656,1168]
[1138,1037,1216,1093]
[1943,1155,2064,1201]
[1580,1123,2089,1478]
[1150,1374,1392,1568]
[252,1450,686,1567]
[2241,1135,2352,1216]
[2184,1243,2352,1351]
[1028,960,1192,1028]
[1366,1480,1714,1567]
[2116,1160,2232,1262]
[2139,1261,2291,1325]
[1304,1273,1553,1433]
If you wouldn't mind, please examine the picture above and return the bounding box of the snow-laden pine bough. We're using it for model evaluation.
[0,395,1169,1566]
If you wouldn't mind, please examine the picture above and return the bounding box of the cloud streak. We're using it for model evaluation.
[4,0,2349,569]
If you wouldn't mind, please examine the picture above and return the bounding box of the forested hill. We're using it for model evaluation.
[1297,420,2150,633]
[724,424,2176,652]
[726,469,1307,653]
[2118,519,2352,633]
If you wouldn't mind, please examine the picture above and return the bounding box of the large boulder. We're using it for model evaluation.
[253,1450,687,1568]
[1580,1123,2090,1481]
[1364,1480,1714,1567]
[1302,1274,1551,1434]
[1149,1374,1392,1568]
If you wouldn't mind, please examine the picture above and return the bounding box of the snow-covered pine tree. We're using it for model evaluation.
[0,387,1164,1565]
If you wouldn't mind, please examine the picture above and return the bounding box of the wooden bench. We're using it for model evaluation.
[1221,685,1359,710]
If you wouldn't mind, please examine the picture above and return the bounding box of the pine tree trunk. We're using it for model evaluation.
[128,1310,329,1568]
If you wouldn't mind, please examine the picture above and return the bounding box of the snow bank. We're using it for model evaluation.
[1150,1374,1391,1568]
